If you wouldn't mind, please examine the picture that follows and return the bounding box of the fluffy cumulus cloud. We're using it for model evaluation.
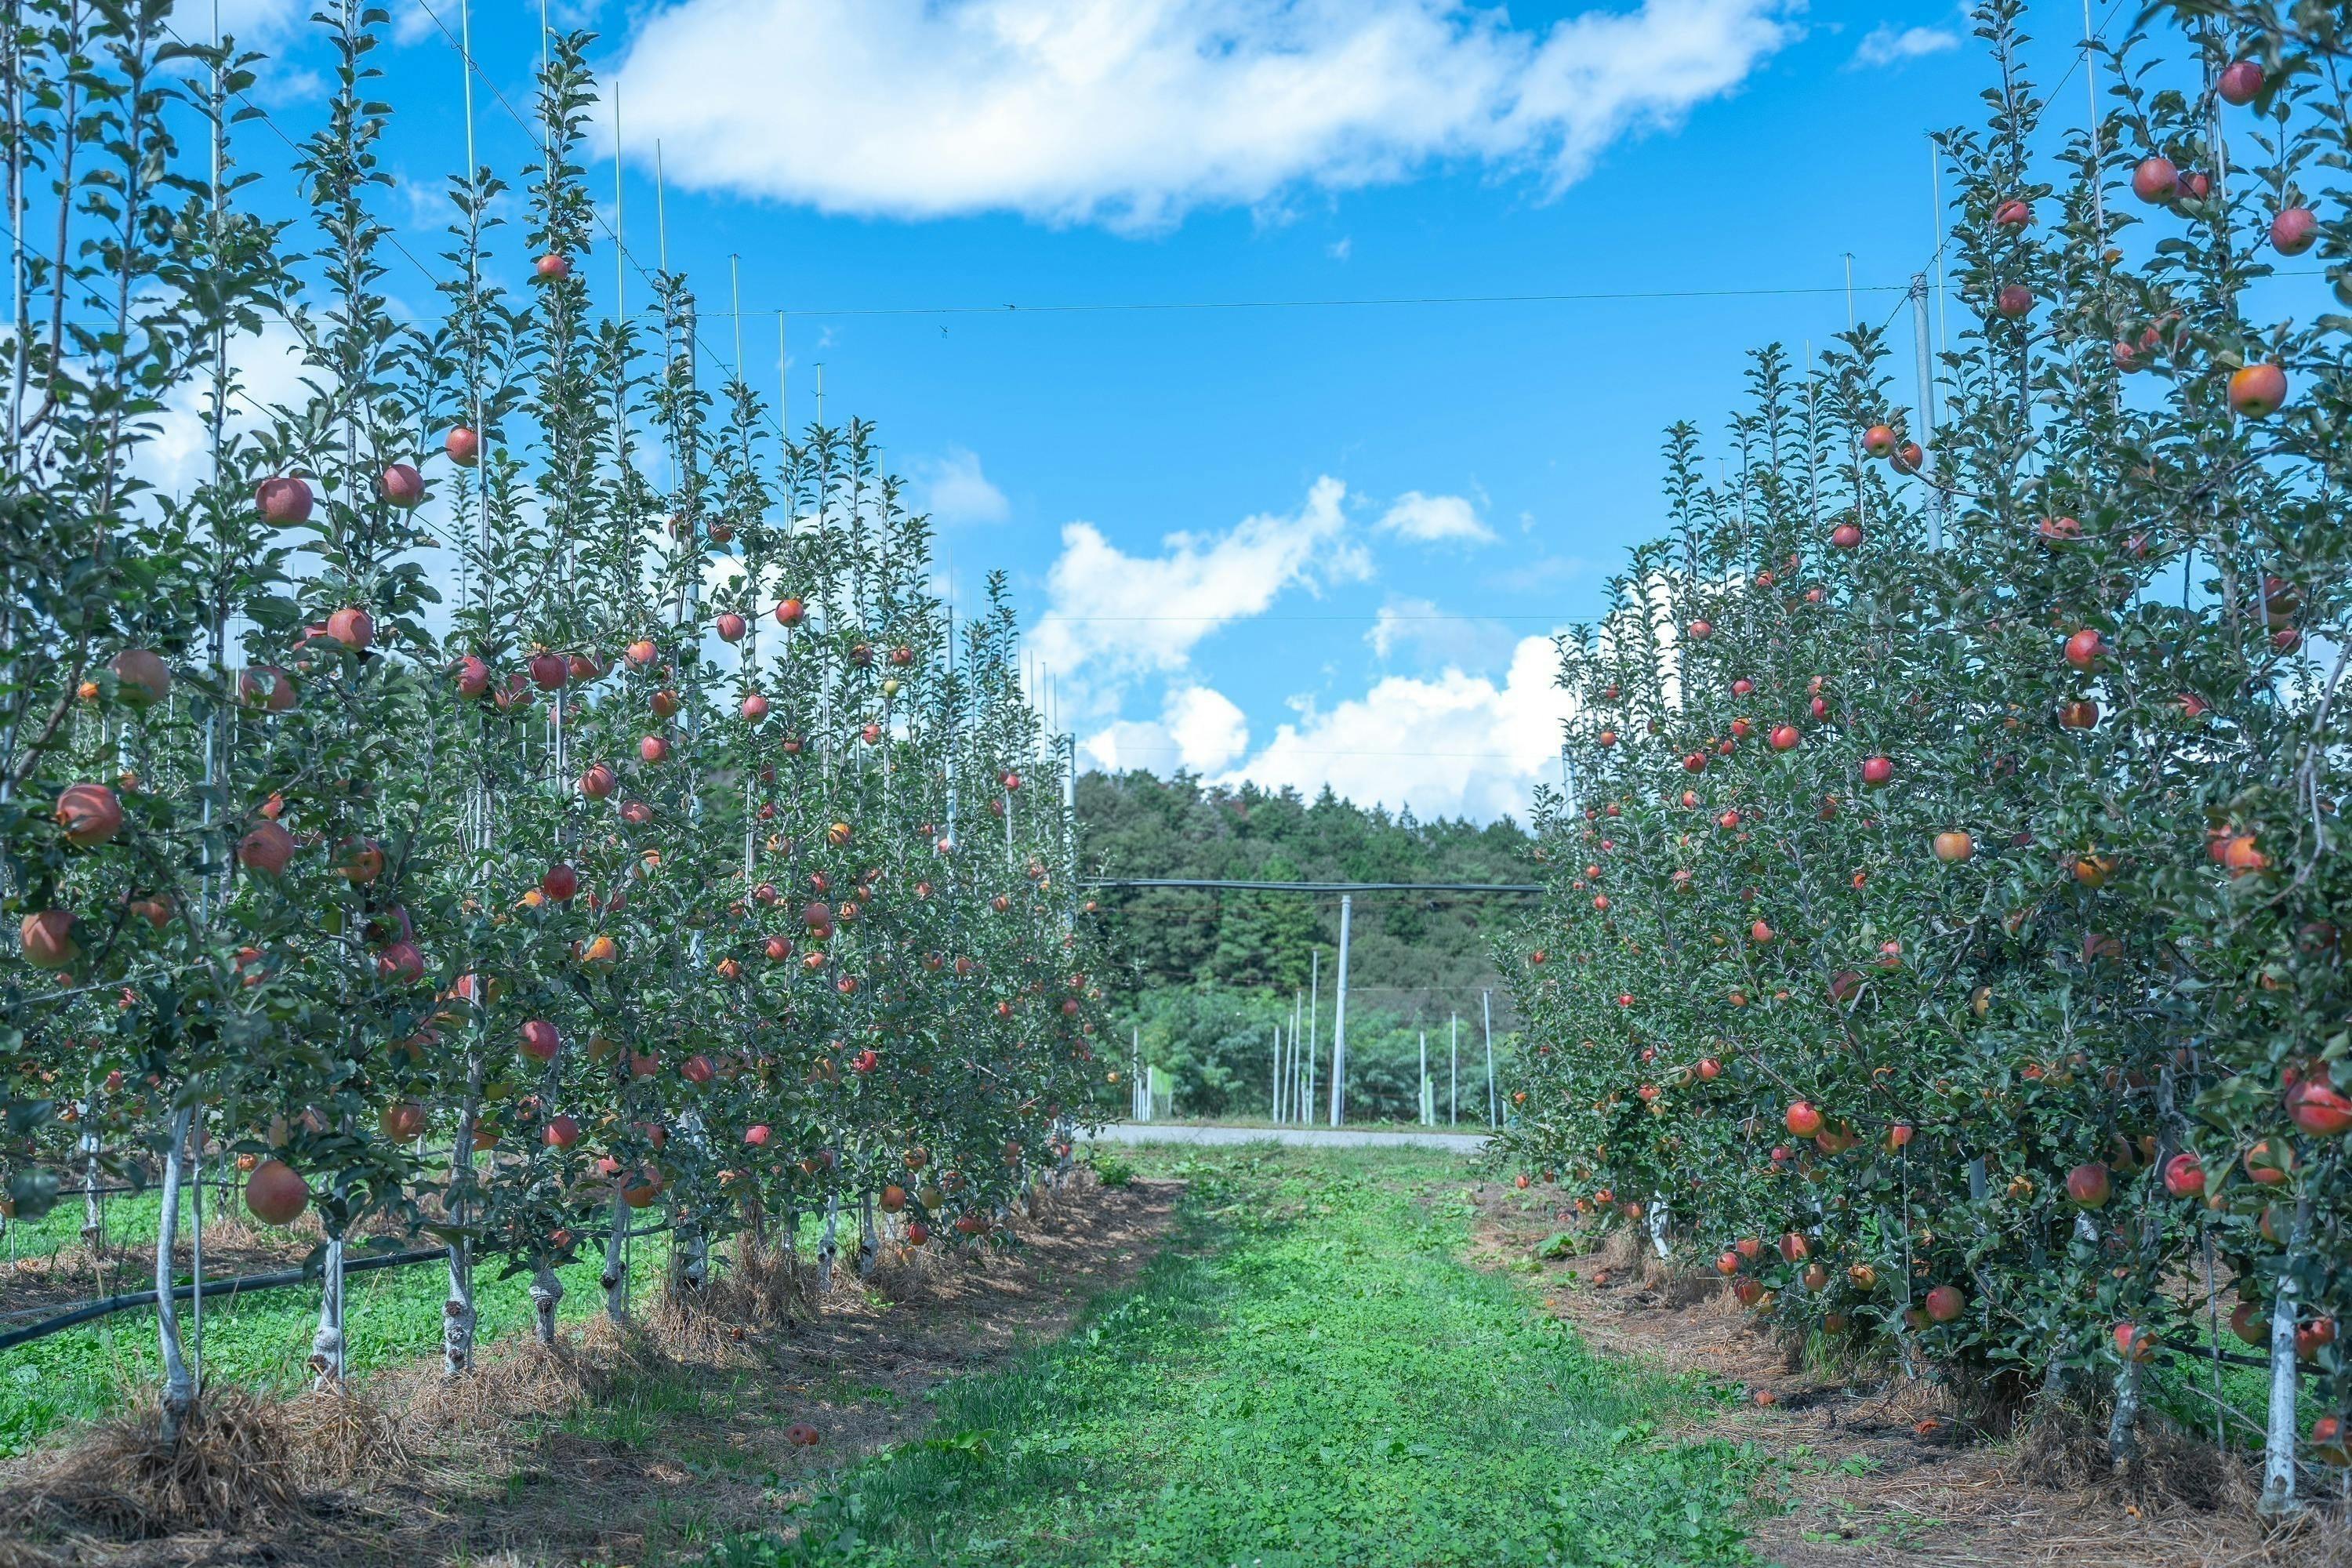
[1849,23,1960,68]
[1367,596,1518,670]
[1232,631,1574,822]
[1376,489,1493,545]
[1030,474,1367,698]
[606,0,1798,230]
[1083,683,1250,774]
[913,445,1011,524]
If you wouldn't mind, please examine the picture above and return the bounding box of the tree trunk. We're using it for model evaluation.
[310,1235,346,1388]
[2259,1198,2312,1516]
[443,1070,481,1376]
[530,1259,563,1345]
[817,1192,839,1294]
[857,1189,878,1279]
[154,1105,196,1444]
[601,1189,630,1324]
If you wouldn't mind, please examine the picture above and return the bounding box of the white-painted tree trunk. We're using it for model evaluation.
[443,1074,481,1375]
[601,1189,630,1323]
[817,1192,839,1294]
[2259,1200,2311,1515]
[530,1259,564,1344]
[154,1105,196,1443]
[79,1113,101,1247]
[311,1236,346,1388]
[857,1189,878,1279]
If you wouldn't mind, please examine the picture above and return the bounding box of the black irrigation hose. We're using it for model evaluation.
[0,1222,676,1347]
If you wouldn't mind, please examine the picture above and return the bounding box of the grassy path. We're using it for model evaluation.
[725,1145,1765,1568]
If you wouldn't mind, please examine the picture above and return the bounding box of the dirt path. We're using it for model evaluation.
[2,1174,1180,1568]
[1461,1178,2342,1568]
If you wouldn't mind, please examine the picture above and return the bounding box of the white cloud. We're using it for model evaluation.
[1083,683,1250,774]
[606,0,1798,230]
[1849,24,1958,68]
[1376,489,1494,544]
[1367,597,1515,669]
[1030,475,1368,698]
[1228,631,1573,821]
[1328,236,1352,261]
[913,445,1011,524]
[1165,684,1249,770]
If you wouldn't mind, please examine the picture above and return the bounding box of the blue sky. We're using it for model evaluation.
[190,0,2114,822]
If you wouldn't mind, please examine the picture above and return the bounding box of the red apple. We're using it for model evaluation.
[519,1019,561,1061]
[2229,363,2288,418]
[1924,1284,1965,1323]
[580,764,618,799]
[238,820,296,876]
[1992,198,2031,229]
[545,1115,581,1149]
[1995,283,2033,317]
[20,909,77,969]
[56,782,123,847]
[255,474,313,524]
[1861,424,1896,457]
[1769,724,1800,751]
[741,692,769,722]
[2218,60,2263,104]
[245,1160,310,1225]
[535,252,571,281]
[640,735,670,763]
[774,597,805,627]
[111,648,172,705]
[2162,1152,2205,1198]
[715,612,747,641]
[1784,1102,1824,1138]
[1860,756,1893,787]
[445,426,481,466]
[1933,831,1973,862]
[543,863,578,902]
[2063,627,2103,670]
[381,463,425,508]
[2131,156,2178,203]
[2272,207,2318,256]
[456,655,492,698]
[2065,1161,2112,1207]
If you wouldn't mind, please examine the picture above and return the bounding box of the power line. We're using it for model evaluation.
[689,284,1911,321]
[1083,878,1541,895]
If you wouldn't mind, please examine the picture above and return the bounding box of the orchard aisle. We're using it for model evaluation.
[728,1146,1764,1568]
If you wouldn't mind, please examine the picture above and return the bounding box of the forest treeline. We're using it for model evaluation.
[1074,770,1534,1120]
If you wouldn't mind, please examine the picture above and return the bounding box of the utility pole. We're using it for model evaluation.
[1483,990,1497,1127]
[1305,952,1319,1122]
[1327,896,1352,1127]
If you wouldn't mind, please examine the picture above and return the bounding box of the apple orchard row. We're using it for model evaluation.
[1497,0,2352,1490]
[0,6,1116,1437]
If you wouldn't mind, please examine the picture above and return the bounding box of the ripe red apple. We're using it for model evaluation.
[335,837,384,882]
[1932,831,1973,863]
[2114,1323,2154,1363]
[2065,1161,2112,1207]
[774,597,805,627]
[715,612,747,642]
[1992,198,2031,229]
[2162,1152,2205,1198]
[744,1124,771,1147]
[445,426,481,466]
[239,664,297,712]
[1860,755,1893,787]
[1715,1250,1740,1276]
[1861,424,1896,457]
[238,820,296,876]
[519,1019,561,1061]
[683,1054,715,1084]
[245,1160,310,1225]
[2272,206,2318,256]
[2289,1080,2352,1135]
[111,648,172,705]
[1595,728,1617,747]
[2063,627,2103,670]
[1995,284,2033,317]
[1769,724,1799,751]
[1924,1284,1965,1323]
[2229,362,2288,418]
[580,764,618,799]
[381,463,425,508]
[1749,920,1773,944]
[784,1423,820,1448]
[456,655,492,699]
[2131,156,2179,203]
[256,474,313,523]
[2059,699,2100,730]
[20,909,77,969]
[535,252,571,281]
[1784,1102,1824,1138]
[56,782,123,847]
[640,735,670,763]
[545,1115,581,1149]
[543,863,579,901]
[2218,59,2263,104]
[376,941,424,983]
[740,692,769,722]
[1686,619,1712,641]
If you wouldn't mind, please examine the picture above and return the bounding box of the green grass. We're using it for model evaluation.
[715,1145,1766,1568]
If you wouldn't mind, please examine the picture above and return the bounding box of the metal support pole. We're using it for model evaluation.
[1450,1014,1458,1125]
[1909,272,1941,551]
[1305,953,1319,1120]
[1327,895,1352,1127]
[1483,990,1497,1127]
